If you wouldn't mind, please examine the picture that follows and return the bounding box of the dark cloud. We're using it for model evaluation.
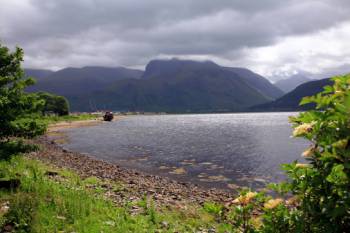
[1,0,350,78]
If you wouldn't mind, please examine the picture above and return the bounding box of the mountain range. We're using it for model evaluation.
[252,78,333,111]
[26,66,143,96]
[25,58,341,113]
[26,59,284,112]
[24,69,54,81]
[274,74,313,93]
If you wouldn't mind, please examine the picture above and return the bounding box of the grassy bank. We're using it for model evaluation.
[0,150,233,232]
[41,113,100,125]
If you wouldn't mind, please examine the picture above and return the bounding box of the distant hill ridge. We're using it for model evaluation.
[252,78,333,111]
[24,68,54,81]
[26,66,143,96]
[274,74,313,93]
[25,59,283,112]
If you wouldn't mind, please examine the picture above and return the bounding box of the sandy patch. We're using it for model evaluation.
[169,167,187,175]
[227,183,240,190]
[199,175,230,182]
[159,165,170,170]
[48,119,103,132]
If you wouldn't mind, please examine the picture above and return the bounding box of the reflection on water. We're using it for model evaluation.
[63,112,308,189]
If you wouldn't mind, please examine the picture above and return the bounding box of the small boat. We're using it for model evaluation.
[103,111,114,121]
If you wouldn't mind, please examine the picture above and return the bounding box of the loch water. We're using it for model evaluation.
[62,112,308,190]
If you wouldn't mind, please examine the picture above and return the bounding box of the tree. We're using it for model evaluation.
[0,43,46,140]
[36,92,69,116]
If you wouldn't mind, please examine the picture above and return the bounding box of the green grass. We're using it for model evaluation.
[41,113,99,124]
[0,155,234,232]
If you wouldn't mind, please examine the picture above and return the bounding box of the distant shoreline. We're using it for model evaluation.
[78,110,302,115]
[47,119,102,131]
[47,115,129,132]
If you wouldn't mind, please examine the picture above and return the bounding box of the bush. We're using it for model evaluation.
[228,74,350,233]
[36,92,69,116]
[286,74,350,232]
[0,43,47,140]
[2,193,38,233]
[0,140,39,161]
[203,202,224,219]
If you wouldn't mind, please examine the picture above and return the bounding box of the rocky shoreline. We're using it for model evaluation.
[29,136,235,209]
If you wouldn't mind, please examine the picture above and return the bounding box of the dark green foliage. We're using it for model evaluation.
[0,43,47,140]
[285,74,350,232]
[0,140,39,161]
[261,75,350,232]
[36,92,69,116]
[9,118,47,138]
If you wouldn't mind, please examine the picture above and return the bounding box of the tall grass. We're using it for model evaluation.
[0,156,233,232]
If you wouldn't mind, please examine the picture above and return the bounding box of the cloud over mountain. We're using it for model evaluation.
[1,0,350,79]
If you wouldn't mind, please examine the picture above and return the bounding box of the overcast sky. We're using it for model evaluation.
[1,0,350,81]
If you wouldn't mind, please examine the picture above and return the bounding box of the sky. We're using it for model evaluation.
[1,0,350,81]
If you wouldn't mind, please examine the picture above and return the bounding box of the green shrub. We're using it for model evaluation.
[2,193,38,233]
[9,118,47,138]
[36,92,69,116]
[203,202,224,219]
[228,190,264,233]
[0,43,47,140]
[229,74,350,233]
[285,74,350,232]
[0,140,39,161]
